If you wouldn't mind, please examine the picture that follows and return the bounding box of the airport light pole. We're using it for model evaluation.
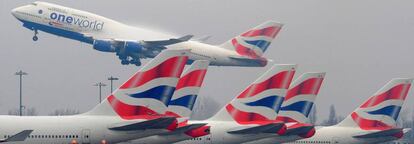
[15,70,28,116]
[94,82,106,103]
[107,76,119,94]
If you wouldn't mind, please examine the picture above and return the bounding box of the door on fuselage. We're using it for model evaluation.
[81,129,91,144]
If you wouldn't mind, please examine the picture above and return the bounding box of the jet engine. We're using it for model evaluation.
[123,41,143,53]
[93,40,116,52]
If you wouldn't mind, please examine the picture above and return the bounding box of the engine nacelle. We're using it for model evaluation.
[123,41,143,53]
[93,40,116,52]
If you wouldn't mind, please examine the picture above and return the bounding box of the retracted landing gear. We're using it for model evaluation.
[32,29,39,41]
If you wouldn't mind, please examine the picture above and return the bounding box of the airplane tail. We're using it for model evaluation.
[84,50,189,120]
[219,21,283,59]
[337,78,413,131]
[276,72,326,123]
[276,72,325,138]
[209,64,296,125]
[165,60,210,123]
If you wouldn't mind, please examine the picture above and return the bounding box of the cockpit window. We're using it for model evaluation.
[30,2,38,6]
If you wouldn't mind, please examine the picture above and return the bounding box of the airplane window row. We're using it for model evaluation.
[4,134,85,139]
[15,11,42,19]
[71,13,88,19]
[290,141,332,143]
[189,137,211,141]
[47,8,67,14]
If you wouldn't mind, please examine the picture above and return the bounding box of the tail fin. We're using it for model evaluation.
[276,72,326,123]
[209,64,296,125]
[166,60,210,119]
[84,50,189,120]
[220,21,283,58]
[337,78,413,131]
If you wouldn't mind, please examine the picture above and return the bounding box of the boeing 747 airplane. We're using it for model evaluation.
[12,1,283,67]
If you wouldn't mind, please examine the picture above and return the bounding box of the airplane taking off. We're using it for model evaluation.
[11,1,283,67]
[290,78,413,144]
[175,64,297,144]
[0,50,190,144]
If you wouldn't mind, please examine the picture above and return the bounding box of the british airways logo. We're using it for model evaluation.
[49,12,104,31]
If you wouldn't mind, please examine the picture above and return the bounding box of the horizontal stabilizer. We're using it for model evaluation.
[227,123,284,134]
[285,125,314,136]
[353,128,403,138]
[194,35,212,42]
[161,123,208,135]
[142,35,193,46]
[2,130,33,142]
[403,128,411,134]
[228,55,267,66]
[108,117,176,131]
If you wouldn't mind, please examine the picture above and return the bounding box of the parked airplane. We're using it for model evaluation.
[243,72,326,144]
[11,1,283,67]
[289,78,413,144]
[0,50,189,144]
[125,60,211,144]
[175,64,297,144]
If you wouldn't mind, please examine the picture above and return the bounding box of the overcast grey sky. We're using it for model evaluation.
[1,0,414,122]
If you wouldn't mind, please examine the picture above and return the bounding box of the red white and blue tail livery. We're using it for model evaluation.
[211,64,296,125]
[177,64,297,144]
[338,78,411,131]
[166,60,210,120]
[293,78,413,144]
[244,72,326,144]
[130,60,210,144]
[86,49,188,120]
[220,21,283,59]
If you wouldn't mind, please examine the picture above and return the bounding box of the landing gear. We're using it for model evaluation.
[118,54,142,66]
[121,60,129,65]
[130,59,141,66]
[32,29,39,41]
[32,36,38,41]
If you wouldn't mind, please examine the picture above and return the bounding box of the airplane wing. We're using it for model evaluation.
[0,130,33,143]
[87,34,193,66]
[353,128,404,138]
[108,117,176,131]
[227,123,284,134]
[193,35,212,42]
[140,35,193,47]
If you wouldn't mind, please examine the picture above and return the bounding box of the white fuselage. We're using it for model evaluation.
[0,115,168,144]
[11,2,265,67]
[173,121,277,144]
[282,126,399,144]
[122,120,279,144]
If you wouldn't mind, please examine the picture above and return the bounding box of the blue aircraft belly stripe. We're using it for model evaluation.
[168,95,198,110]
[367,105,402,120]
[20,19,93,44]
[128,85,176,106]
[244,95,284,113]
[281,101,314,117]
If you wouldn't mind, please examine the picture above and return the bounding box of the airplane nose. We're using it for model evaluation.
[11,8,19,17]
[11,7,23,18]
